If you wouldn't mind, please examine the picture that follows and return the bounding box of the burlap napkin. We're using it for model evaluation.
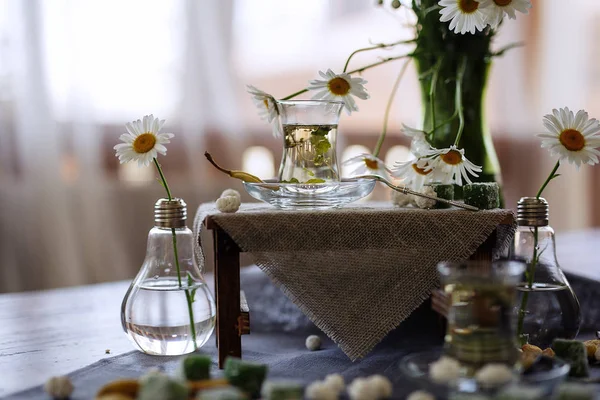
[194,202,515,360]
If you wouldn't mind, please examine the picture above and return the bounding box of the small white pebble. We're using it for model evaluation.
[407,390,435,400]
[220,189,241,201]
[305,381,338,400]
[429,356,461,384]
[475,363,514,387]
[216,196,240,213]
[366,375,392,398]
[347,377,380,400]
[44,376,73,399]
[323,374,345,394]
[305,335,322,351]
[139,368,166,384]
[391,190,413,207]
[415,186,437,209]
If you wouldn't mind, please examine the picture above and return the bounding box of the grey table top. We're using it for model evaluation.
[0,229,598,397]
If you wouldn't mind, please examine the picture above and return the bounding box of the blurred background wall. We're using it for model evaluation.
[1,0,599,293]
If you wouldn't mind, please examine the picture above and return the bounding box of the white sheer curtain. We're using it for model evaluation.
[0,0,238,292]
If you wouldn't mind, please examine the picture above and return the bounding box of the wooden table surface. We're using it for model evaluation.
[0,230,598,397]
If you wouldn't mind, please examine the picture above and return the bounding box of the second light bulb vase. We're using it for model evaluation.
[121,198,216,356]
[510,197,581,348]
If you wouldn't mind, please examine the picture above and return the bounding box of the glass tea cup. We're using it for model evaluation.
[438,260,525,374]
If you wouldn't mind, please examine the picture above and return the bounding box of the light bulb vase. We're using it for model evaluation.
[510,197,581,348]
[121,198,216,356]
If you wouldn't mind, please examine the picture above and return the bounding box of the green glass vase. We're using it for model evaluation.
[413,0,503,199]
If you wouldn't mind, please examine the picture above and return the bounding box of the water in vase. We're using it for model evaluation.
[279,124,339,183]
[517,281,581,349]
[121,277,215,356]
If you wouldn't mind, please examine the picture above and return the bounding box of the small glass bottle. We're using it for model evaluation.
[121,198,216,355]
[510,197,581,348]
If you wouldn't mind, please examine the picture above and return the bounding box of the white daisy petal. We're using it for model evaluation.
[439,0,487,35]
[343,153,389,179]
[114,115,172,165]
[539,107,600,167]
[307,69,369,115]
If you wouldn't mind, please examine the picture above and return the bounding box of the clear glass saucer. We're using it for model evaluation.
[243,178,376,210]
[398,349,570,398]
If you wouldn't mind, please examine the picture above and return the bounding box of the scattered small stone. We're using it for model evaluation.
[414,186,437,209]
[105,349,111,354]
[407,390,435,400]
[216,196,240,213]
[475,363,513,387]
[428,183,454,209]
[391,189,413,207]
[305,335,322,351]
[44,376,74,399]
[220,189,241,201]
[429,356,461,384]
[197,386,246,400]
[137,373,187,400]
[261,380,304,400]
[322,374,344,394]
[583,339,600,359]
[305,381,338,400]
[347,377,379,400]
[178,354,211,381]
[365,375,392,398]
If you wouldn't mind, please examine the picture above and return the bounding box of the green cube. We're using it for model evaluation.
[552,339,589,378]
[196,386,246,400]
[429,184,454,209]
[557,383,595,400]
[463,183,500,210]
[138,373,188,400]
[224,357,268,399]
[261,380,303,400]
[179,355,212,381]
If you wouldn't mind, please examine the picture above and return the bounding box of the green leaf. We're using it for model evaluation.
[315,139,331,154]
[280,178,300,184]
[187,272,197,303]
[305,178,326,184]
[311,126,330,136]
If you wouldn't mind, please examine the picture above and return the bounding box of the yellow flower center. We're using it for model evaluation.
[327,77,351,96]
[412,163,431,176]
[263,99,269,109]
[441,150,463,165]
[559,129,585,151]
[364,158,379,170]
[132,133,157,154]
[493,0,512,6]
[458,0,479,13]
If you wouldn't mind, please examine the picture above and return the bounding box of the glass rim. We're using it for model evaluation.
[277,99,345,106]
[437,260,525,277]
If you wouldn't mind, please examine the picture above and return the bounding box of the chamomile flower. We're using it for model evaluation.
[538,107,600,168]
[307,69,369,115]
[402,124,433,156]
[439,0,487,35]
[391,157,435,191]
[343,153,390,178]
[114,115,174,167]
[247,85,282,137]
[479,0,531,29]
[426,145,482,186]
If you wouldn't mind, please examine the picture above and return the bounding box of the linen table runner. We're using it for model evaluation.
[194,202,515,360]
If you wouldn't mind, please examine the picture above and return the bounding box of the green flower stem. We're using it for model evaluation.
[343,39,416,73]
[153,158,197,351]
[536,161,560,199]
[373,59,411,158]
[517,160,560,340]
[453,57,467,146]
[429,58,442,138]
[279,54,413,101]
